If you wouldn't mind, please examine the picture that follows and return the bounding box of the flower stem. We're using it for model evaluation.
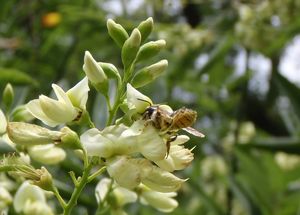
[63,163,93,215]
[52,186,67,208]
[106,65,133,126]
[87,166,106,183]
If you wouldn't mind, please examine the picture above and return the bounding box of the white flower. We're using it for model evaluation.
[139,184,178,213]
[13,181,53,215]
[0,109,7,134]
[28,144,66,165]
[126,84,152,113]
[106,156,185,192]
[26,77,89,127]
[80,120,166,161]
[0,186,12,210]
[95,178,137,206]
[155,135,194,172]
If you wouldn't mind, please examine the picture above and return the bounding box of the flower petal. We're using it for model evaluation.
[13,181,46,213]
[138,124,166,161]
[28,144,66,165]
[126,84,152,113]
[52,84,73,107]
[155,145,194,172]
[106,156,144,189]
[140,185,178,213]
[141,165,185,192]
[67,77,90,109]
[80,128,114,157]
[39,95,77,124]
[26,100,58,127]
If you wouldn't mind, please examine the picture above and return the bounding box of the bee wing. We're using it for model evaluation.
[182,127,205,138]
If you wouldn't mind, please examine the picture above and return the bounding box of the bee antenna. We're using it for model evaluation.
[137,98,152,106]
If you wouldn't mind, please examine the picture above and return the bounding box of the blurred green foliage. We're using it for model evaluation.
[1,0,300,214]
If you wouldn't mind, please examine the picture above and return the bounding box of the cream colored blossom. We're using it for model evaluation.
[13,181,53,215]
[80,120,166,161]
[106,156,185,192]
[26,77,89,127]
[0,186,12,210]
[139,184,178,213]
[95,178,137,206]
[28,144,66,165]
[155,135,194,172]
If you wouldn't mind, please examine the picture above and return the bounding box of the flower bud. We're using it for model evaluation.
[132,60,168,88]
[32,167,54,191]
[137,17,153,43]
[83,51,107,84]
[11,105,35,122]
[98,62,121,81]
[83,51,108,93]
[7,122,62,146]
[59,127,81,149]
[121,28,141,69]
[0,109,7,134]
[28,144,66,165]
[3,83,14,110]
[136,40,166,63]
[107,19,129,48]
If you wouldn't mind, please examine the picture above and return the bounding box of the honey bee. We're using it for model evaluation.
[139,99,205,156]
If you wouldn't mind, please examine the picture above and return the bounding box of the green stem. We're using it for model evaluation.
[87,166,107,183]
[52,186,67,208]
[63,163,93,215]
[106,66,133,126]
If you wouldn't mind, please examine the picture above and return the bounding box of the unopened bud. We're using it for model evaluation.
[7,122,62,146]
[136,40,166,63]
[107,19,129,48]
[83,51,108,94]
[98,62,121,81]
[3,83,14,110]
[59,126,81,149]
[11,105,35,122]
[83,51,107,84]
[137,17,154,43]
[32,167,54,191]
[121,28,141,69]
[132,60,168,88]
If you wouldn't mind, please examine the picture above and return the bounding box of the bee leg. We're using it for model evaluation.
[165,135,177,158]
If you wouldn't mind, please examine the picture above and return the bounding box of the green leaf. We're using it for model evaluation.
[0,68,38,87]
[240,138,300,154]
[273,72,300,120]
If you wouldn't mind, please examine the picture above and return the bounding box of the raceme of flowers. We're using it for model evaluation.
[0,18,200,214]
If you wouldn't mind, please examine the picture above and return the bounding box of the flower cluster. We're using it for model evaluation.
[0,17,201,214]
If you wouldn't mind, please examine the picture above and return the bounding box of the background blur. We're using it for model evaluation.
[1,0,300,214]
